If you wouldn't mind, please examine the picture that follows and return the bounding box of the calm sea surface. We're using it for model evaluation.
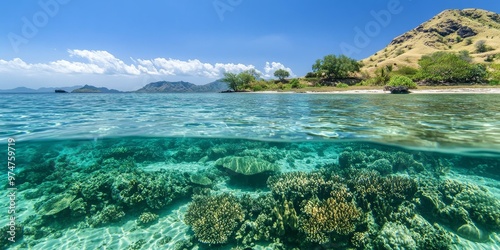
[1,93,499,151]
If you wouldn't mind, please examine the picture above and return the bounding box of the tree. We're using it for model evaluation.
[415,51,487,84]
[221,70,258,91]
[312,54,362,80]
[274,69,290,82]
[221,72,240,91]
[387,75,417,89]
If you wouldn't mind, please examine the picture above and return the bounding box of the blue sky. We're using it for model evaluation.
[1,0,499,90]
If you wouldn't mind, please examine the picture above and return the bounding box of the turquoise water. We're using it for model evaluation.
[1,93,500,150]
[1,93,500,249]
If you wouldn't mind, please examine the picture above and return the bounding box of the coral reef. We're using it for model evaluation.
[374,222,417,250]
[368,158,393,175]
[14,137,500,249]
[267,172,341,203]
[88,205,125,227]
[184,194,245,244]
[0,224,23,249]
[69,198,87,217]
[439,179,500,231]
[235,195,300,246]
[137,212,159,225]
[299,188,362,243]
[338,148,425,174]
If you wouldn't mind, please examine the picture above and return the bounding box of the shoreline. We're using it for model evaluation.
[251,87,500,94]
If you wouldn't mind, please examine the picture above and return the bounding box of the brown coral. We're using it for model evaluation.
[299,186,362,244]
[184,194,244,244]
[267,172,341,202]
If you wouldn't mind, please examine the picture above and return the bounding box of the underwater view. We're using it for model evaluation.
[1,93,500,250]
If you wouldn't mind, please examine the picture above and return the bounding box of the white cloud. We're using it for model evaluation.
[68,49,141,75]
[0,58,31,71]
[0,49,293,80]
[263,62,295,78]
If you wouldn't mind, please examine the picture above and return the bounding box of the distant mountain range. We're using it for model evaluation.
[135,80,229,93]
[0,85,83,93]
[71,85,121,93]
[0,80,229,94]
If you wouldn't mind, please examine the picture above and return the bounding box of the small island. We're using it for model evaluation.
[54,89,68,93]
[71,85,122,93]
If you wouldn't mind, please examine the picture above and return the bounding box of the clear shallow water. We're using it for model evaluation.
[1,93,499,151]
[1,93,500,249]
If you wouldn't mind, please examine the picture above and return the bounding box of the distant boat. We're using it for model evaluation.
[55,89,68,93]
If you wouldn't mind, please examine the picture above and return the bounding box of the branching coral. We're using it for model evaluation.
[89,205,125,227]
[299,187,362,244]
[184,194,244,244]
[348,170,417,207]
[267,172,341,203]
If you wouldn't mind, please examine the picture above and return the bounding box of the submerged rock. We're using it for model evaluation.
[215,156,279,175]
[38,194,76,216]
[457,223,484,242]
[189,173,213,186]
[385,86,411,94]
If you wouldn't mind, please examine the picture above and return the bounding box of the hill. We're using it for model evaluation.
[0,86,82,93]
[72,85,121,93]
[361,9,500,72]
[136,80,228,93]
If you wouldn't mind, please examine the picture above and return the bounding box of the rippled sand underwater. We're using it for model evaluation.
[2,137,500,249]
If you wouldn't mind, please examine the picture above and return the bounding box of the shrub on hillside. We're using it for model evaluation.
[290,79,304,89]
[393,66,418,77]
[387,75,417,89]
[414,51,487,84]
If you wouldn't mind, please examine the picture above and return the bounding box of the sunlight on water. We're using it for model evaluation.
[0,93,499,151]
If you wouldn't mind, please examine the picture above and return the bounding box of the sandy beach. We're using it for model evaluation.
[252,87,500,94]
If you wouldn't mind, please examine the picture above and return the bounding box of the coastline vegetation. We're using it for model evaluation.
[221,50,500,92]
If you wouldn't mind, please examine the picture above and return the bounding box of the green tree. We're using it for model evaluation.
[221,72,240,91]
[221,70,258,91]
[312,54,362,80]
[387,75,417,89]
[488,64,500,85]
[415,51,487,84]
[274,69,290,82]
